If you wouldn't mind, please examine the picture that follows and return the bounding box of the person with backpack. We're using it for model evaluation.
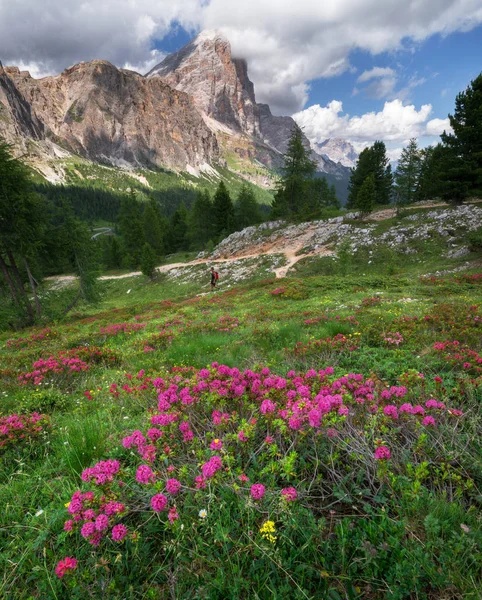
[210,267,219,291]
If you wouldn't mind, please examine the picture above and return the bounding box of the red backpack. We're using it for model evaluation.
[214,271,219,281]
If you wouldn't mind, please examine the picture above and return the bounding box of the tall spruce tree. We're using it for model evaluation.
[395,138,422,207]
[166,203,189,253]
[355,174,376,216]
[274,124,317,218]
[187,190,214,249]
[440,73,482,202]
[212,181,234,239]
[234,184,262,230]
[142,200,164,256]
[117,192,145,266]
[347,141,392,208]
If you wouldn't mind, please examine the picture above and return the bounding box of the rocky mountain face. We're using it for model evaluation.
[315,138,358,169]
[0,29,351,198]
[148,30,351,186]
[0,60,218,170]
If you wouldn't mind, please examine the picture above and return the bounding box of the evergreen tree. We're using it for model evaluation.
[234,185,262,230]
[441,72,482,201]
[328,184,340,209]
[187,190,214,249]
[347,141,392,208]
[140,243,157,279]
[371,141,393,205]
[395,138,422,207]
[346,147,374,209]
[274,124,317,217]
[212,181,234,239]
[142,200,164,256]
[0,140,47,323]
[166,203,189,253]
[355,174,376,216]
[117,193,144,266]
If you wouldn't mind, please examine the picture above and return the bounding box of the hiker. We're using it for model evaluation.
[210,267,219,291]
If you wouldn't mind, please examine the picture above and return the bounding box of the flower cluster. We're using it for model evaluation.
[433,341,482,375]
[0,412,49,449]
[383,332,404,346]
[55,557,77,578]
[6,328,57,349]
[100,322,146,336]
[289,334,359,356]
[259,520,277,544]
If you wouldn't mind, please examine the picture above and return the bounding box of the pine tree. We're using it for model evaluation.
[275,124,317,217]
[166,203,189,253]
[395,138,422,207]
[142,200,164,256]
[355,174,376,216]
[212,181,234,239]
[347,142,392,208]
[117,192,145,266]
[187,190,214,249]
[234,184,262,230]
[440,73,482,202]
[0,139,47,323]
[328,184,340,209]
[141,243,157,279]
[371,141,393,205]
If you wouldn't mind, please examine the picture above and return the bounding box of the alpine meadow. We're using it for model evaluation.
[1,11,482,600]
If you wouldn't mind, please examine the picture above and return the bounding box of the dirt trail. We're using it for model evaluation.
[46,199,468,286]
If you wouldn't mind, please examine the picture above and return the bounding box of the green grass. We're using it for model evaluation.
[0,222,481,599]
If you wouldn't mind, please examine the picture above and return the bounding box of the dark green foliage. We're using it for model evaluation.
[416,145,442,201]
[234,184,262,230]
[347,141,392,209]
[355,174,376,216]
[441,72,482,201]
[117,193,145,266]
[395,138,422,207]
[140,243,157,279]
[271,124,317,219]
[187,189,214,249]
[142,200,165,256]
[166,202,189,253]
[212,181,235,238]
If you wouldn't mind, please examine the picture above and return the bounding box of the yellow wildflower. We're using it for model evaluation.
[259,520,277,544]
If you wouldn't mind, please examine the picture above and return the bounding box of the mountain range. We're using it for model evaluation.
[0,30,356,198]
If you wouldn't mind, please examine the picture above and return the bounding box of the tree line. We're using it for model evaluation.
[346,72,482,215]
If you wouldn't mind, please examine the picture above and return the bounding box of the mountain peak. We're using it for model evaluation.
[315,138,358,168]
[147,29,259,136]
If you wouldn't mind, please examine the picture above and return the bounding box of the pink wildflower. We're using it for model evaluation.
[238,430,248,442]
[210,438,223,450]
[111,524,128,542]
[374,446,391,460]
[281,487,297,502]
[422,416,436,427]
[95,514,109,532]
[250,483,266,500]
[168,506,179,524]
[55,557,78,578]
[151,493,168,512]
[166,478,181,495]
[80,522,96,539]
[136,464,155,485]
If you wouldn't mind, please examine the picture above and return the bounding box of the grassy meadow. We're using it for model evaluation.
[1,250,481,598]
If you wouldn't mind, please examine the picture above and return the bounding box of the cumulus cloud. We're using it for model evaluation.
[293,99,433,144]
[1,0,482,115]
[425,117,452,136]
[0,0,201,76]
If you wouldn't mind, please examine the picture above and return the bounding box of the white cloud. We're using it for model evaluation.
[293,99,433,144]
[357,67,396,83]
[1,0,482,114]
[425,117,453,136]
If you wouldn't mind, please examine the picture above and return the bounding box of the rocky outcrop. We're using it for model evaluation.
[315,138,358,169]
[149,30,260,137]
[0,62,44,148]
[1,60,218,170]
